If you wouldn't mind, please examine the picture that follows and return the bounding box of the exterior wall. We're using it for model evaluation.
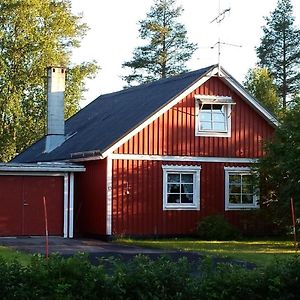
[74,159,107,237]
[0,176,63,236]
[112,159,264,236]
[115,77,274,157]
[110,77,275,236]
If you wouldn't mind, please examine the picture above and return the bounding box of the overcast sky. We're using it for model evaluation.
[70,0,300,106]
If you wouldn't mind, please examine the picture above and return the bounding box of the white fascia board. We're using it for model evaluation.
[219,68,279,127]
[0,163,85,173]
[100,66,219,158]
[110,153,257,163]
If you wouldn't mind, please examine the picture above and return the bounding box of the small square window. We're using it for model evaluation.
[162,165,201,210]
[195,95,235,137]
[225,167,259,210]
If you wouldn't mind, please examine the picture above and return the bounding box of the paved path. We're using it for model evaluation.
[0,236,256,269]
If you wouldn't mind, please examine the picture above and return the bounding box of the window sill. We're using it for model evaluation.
[196,131,231,137]
[225,205,259,211]
[163,205,200,211]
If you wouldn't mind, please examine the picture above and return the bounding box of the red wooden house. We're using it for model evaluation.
[6,65,277,238]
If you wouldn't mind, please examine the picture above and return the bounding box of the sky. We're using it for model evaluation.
[70,0,300,107]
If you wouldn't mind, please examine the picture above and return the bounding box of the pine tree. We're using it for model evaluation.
[244,68,281,117]
[256,0,300,109]
[122,0,197,86]
[0,0,99,162]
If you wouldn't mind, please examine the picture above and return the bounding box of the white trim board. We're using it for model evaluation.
[63,173,69,238]
[106,157,113,235]
[109,154,257,163]
[0,163,85,172]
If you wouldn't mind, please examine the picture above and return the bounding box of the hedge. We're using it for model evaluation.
[0,253,299,299]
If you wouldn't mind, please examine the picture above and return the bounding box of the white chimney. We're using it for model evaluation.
[45,67,66,153]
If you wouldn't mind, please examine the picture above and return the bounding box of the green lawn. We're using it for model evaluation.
[0,246,31,265]
[116,238,298,267]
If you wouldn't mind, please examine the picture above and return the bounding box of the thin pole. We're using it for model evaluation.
[290,196,298,251]
[43,196,49,259]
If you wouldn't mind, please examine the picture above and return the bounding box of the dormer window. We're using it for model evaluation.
[195,95,235,137]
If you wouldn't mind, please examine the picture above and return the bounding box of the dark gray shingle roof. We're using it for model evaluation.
[13,65,215,163]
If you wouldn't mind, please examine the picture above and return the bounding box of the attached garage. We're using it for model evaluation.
[0,163,85,237]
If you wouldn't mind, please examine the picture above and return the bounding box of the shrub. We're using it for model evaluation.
[0,252,300,299]
[196,215,241,240]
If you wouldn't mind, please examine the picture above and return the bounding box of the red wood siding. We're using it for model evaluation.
[74,159,107,237]
[109,77,275,236]
[111,160,262,236]
[0,176,63,236]
[115,77,274,157]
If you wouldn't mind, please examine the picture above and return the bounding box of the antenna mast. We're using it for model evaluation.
[210,0,241,76]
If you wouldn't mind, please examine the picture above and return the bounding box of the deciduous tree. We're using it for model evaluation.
[122,0,197,86]
[244,67,281,117]
[0,0,98,162]
[258,104,300,229]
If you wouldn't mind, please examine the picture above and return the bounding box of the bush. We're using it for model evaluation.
[0,252,300,299]
[196,215,241,240]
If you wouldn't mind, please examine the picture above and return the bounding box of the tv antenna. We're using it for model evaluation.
[210,0,241,75]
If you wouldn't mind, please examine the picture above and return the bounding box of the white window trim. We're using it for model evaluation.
[195,95,234,137]
[162,165,201,210]
[224,167,259,211]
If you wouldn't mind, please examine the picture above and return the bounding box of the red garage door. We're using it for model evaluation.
[0,176,63,236]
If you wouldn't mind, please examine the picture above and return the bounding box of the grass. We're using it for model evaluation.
[0,246,31,265]
[116,238,298,267]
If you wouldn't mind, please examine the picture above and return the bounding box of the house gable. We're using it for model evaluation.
[113,76,274,158]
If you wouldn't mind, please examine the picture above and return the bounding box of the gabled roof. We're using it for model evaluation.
[13,65,277,163]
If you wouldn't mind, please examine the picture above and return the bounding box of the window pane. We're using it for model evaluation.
[181,194,193,203]
[167,194,180,203]
[229,194,240,204]
[168,184,180,193]
[212,104,223,111]
[242,175,253,185]
[181,174,193,183]
[213,112,225,122]
[229,184,241,194]
[214,122,226,131]
[181,184,193,193]
[229,175,241,184]
[242,184,253,194]
[202,104,211,110]
[201,122,212,130]
[242,194,253,204]
[200,112,211,122]
[168,174,180,183]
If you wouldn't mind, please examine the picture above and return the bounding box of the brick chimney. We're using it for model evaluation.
[45,67,66,153]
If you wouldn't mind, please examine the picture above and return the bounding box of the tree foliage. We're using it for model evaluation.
[0,0,99,162]
[244,67,281,117]
[256,0,300,109]
[122,0,197,87]
[258,103,300,229]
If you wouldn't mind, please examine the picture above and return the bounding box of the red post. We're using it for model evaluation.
[290,196,298,251]
[43,196,49,259]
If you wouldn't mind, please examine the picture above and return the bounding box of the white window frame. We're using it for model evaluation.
[162,165,201,210]
[195,95,234,137]
[224,167,259,211]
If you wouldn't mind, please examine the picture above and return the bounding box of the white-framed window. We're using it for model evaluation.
[162,165,201,210]
[195,95,235,137]
[224,167,259,211]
